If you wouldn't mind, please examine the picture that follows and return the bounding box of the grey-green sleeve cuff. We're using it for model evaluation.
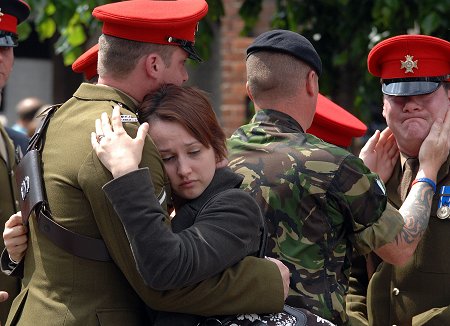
[352,202,405,254]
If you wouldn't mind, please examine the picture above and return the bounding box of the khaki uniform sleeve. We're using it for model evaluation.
[352,203,404,254]
[346,251,370,326]
[412,306,450,326]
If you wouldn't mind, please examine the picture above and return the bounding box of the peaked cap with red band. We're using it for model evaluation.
[0,0,30,47]
[72,43,99,81]
[307,94,367,147]
[368,34,450,96]
[92,0,208,62]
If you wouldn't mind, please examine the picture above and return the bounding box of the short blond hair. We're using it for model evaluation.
[98,34,176,79]
[246,51,310,101]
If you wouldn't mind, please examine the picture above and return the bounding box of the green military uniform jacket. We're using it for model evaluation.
[347,155,450,326]
[0,124,21,325]
[6,84,283,326]
[228,110,404,325]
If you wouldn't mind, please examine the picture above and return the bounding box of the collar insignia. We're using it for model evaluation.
[120,115,138,123]
[400,55,418,74]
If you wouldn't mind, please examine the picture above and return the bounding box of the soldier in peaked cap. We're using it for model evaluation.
[347,34,450,326]
[227,29,450,325]
[307,93,367,148]
[71,43,99,82]
[0,0,29,48]
[3,1,286,325]
[0,0,29,324]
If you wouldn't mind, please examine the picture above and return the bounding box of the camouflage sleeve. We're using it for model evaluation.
[330,155,404,254]
[0,248,24,278]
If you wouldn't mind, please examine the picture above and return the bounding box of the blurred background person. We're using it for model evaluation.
[11,96,44,136]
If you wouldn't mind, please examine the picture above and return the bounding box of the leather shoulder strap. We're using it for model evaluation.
[17,104,111,262]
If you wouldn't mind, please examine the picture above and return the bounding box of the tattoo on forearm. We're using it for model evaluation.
[396,183,433,245]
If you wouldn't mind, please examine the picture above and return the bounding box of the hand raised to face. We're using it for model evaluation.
[91,106,149,179]
[359,127,399,183]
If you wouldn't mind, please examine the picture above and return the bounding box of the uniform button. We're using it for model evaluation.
[11,171,14,176]
[392,288,400,296]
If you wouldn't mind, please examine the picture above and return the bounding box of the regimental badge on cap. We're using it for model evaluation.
[400,55,418,74]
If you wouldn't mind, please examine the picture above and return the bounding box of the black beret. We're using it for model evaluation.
[246,29,322,76]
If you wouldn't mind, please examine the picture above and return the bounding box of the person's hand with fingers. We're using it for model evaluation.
[91,106,149,179]
[359,127,399,183]
[3,212,28,263]
[417,110,450,180]
[265,257,290,300]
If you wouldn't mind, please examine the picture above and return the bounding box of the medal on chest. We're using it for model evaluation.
[437,186,450,220]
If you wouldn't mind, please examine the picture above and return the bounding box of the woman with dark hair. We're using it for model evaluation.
[90,84,295,325]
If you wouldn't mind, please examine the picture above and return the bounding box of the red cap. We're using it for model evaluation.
[72,43,99,81]
[307,94,367,147]
[92,0,208,61]
[0,0,30,47]
[368,34,450,96]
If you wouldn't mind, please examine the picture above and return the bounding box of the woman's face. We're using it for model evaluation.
[149,119,217,200]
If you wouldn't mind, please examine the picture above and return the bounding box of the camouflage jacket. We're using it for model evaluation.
[227,109,404,325]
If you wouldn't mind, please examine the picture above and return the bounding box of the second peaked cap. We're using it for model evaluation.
[92,0,208,61]
[72,43,98,81]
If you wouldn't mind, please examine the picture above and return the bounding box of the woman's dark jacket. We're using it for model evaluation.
[103,167,266,324]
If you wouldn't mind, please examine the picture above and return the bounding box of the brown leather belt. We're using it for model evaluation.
[38,209,111,262]
[15,104,112,262]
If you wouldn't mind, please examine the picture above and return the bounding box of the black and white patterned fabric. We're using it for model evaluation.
[199,305,336,326]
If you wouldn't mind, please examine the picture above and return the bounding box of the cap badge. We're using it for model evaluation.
[400,55,418,74]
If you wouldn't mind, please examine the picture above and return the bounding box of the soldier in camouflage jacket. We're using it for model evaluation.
[228,30,449,325]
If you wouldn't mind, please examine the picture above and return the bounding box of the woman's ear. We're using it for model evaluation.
[216,157,229,168]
